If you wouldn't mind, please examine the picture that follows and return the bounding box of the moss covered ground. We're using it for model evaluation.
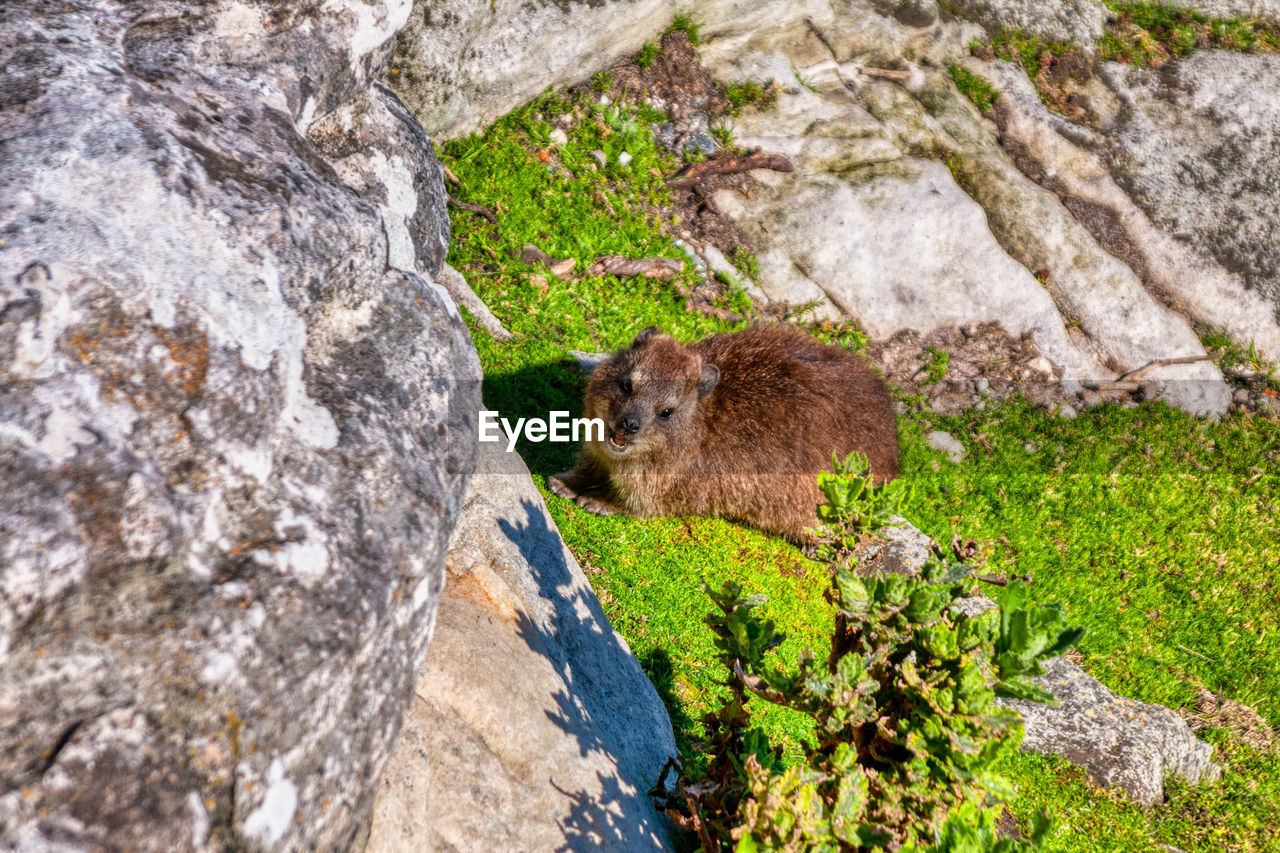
[440,77,1280,851]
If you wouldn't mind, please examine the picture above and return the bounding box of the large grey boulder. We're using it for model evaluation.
[710,71,1230,414]
[1102,52,1280,313]
[389,0,673,138]
[978,57,1280,369]
[1,2,479,850]
[712,152,1103,384]
[367,431,677,852]
[863,521,1221,806]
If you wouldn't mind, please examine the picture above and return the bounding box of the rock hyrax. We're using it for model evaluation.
[548,324,899,540]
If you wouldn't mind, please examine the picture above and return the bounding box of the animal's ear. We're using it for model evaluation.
[698,363,720,397]
[632,326,661,348]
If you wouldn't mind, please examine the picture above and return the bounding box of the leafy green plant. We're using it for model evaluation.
[655,557,1077,851]
[949,65,999,113]
[808,452,910,561]
[652,454,1078,850]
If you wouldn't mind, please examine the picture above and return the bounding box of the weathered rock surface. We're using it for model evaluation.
[1102,53,1280,314]
[894,75,1231,416]
[862,521,1221,805]
[942,0,1107,45]
[1,2,479,849]
[367,431,677,852]
[981,58,1280,369]
[1004,657,1222,806]
[712,152,1102,384]
[389,0,672,138]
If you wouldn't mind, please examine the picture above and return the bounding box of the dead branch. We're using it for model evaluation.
[586,255,684,281]
[861,66,913,81]
[447,195,497,223]
[668,152,795,188]
[1117,354,1217,382]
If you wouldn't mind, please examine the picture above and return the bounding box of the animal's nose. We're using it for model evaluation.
[621,417,641,434]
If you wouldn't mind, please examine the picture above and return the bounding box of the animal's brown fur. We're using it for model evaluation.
[548,324,899,540]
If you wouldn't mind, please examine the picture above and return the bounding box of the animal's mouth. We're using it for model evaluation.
[607,430,629,452]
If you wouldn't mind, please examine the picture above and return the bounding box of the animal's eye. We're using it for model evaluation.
[619,377,633,395]
[658,408,674,419]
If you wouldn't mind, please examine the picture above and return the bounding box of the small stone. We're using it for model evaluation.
[681,131,717,156]
[973,377,989,394]
[1057,404,1077,419]
[926,430,966,463]
[1232,388,1250,404]
[1080,389,1103,407]
[1027,356,1055,377]
[589,150,607,168]
[549,258,576,278]
[617,151,633,167]
[548,128,568,146]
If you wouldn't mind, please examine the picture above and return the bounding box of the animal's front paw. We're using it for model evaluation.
[547,472,579,500]
[575,495,618,516]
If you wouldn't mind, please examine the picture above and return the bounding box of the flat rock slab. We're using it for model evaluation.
[367,432,677,852]
[864,521,1221,805]
[1002,657,1221,806]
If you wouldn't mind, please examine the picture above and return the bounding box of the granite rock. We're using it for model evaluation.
[367,432,677,852]
[0,2,479,849]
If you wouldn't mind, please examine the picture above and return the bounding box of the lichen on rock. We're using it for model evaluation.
[0,1,479,849]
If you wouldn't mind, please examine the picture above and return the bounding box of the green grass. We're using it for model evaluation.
[667,11,702,45]
[635,40,661,68]
[443,81,1280,852]
[924,346,951,384]
[1100,2,1280,64]
[721,79,776,115]
[949,64,999,113]
[1199,325,1280,391]
[900,400,1280,851]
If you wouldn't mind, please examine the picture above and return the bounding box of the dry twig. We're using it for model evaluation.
[668,152,795,188]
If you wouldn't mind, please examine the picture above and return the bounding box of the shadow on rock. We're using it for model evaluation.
[499,500,675,851]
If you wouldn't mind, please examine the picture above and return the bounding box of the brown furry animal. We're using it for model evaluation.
[547,324,899,540]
